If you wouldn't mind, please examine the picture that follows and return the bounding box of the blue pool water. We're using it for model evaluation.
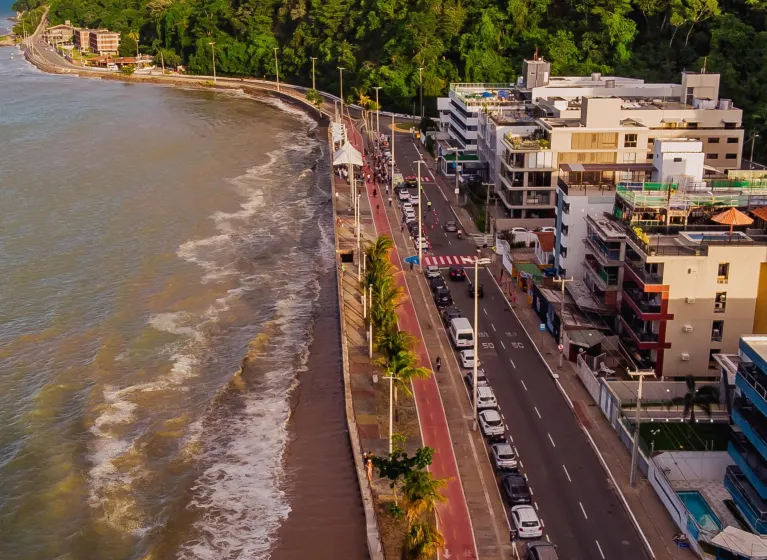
[678,491,722,532]
[684,232,748,242]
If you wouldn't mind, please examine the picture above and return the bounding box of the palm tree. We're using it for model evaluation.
[370,275,402,331]
[127,30,139,58]
[402,469,448,524]
[366,235,394,266]
[403,522,445,560]
[668,375,721,424]
[365,255,394,289]
[376,350,430,414]
[376,329,416,362]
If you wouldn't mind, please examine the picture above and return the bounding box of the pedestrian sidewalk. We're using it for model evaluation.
[491,262,696,560]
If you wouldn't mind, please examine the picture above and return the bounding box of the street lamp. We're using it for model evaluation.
[750,132,760,170]
[273,47,280,92]
[338,67,345,120]
[384,373,395,453]
[628,369,656,486]
[373,86,382,148]
[445,147,463,204]
[415,159,426,270]
[472,251,492,430]
[208,41,216,83]
[552,276,574,368]
[310,56,317,90]
[418,66,424,120]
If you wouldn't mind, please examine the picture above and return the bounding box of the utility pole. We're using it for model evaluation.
[418,66,424,120]
[482,182,494,236]
[472,251,492,430]
[391,114,395,190]
[415,159,426,271]
[552,276,574,368]
[208,41,216,83]
[310,56,317,90]
[160,51,165,74]
[338,67,345,119]
[750,132,760,170]
[369,284,373,359]
[373,86,382,148]
[628,369,656,487]
[447,147,462,204]
[273,48,280,92]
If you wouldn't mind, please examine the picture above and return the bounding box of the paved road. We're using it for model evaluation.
[389,129,650,560]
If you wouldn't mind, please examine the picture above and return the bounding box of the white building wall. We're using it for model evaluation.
[555,192,614,277]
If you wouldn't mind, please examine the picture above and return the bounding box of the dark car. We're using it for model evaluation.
[449,265,465,281]
[441,306,462,325]
[502,474,532,506]
[429,276,448,293]
[468,283,484,298]
[443,220,458,232]
[525,541,560,560]
[434,287,453,307]
[407,221,421,236]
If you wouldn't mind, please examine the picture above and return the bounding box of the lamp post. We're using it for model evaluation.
[391,114,396,190]
[628,369,656,486]
[446,147,463,204]
[552,276,574,368]
[310,56,317,90]
[338,67,345,120]
[373,86,382,148]
[273,47,280,92]
[384,373,395,453]
[415,159,426,270]
[472,252,492,430]
[418,66,424,120]
[750,132,760,170]
[208,41,216,83]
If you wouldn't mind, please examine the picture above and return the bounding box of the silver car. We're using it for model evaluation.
[490,443,518,470]
[425,265,440,279]
[478,409,504,436]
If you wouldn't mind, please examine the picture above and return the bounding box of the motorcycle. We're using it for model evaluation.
[456,230,462,239]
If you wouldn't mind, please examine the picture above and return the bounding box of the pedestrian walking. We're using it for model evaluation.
[366,453,375,481]
[385,185,389,195]
[362,452,368,468]
[376,204,380,214]
[373,188,377,198]
[388,196,393,207]
[435,356,441,372]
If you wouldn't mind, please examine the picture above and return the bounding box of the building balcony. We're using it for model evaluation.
[737,364,767,420]
[622,287,667,320]
[583,235,622,266]
[624,259,663,287]
[724,465,767,534]
[503,133,550,151]
[583,257,619,292]
[733,399,767,462]
[619,308,665,350]
[729,432,767,500]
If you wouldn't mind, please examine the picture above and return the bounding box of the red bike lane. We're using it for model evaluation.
[345,117,477,559]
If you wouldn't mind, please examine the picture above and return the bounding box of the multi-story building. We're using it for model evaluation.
[73,28,91,52]
[44,21,73,44]
[723,336,767,534]
[89,30,119,55]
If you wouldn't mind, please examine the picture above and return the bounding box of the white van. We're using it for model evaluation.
[449,317,474,348]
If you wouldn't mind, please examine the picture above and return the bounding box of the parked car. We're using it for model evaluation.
[464,368,488,389]
[511,227,528,235]
[429,276,448,293]
[460,348,478,369]
[525,541,559,560]
[468,283,484,298]
[425,265,441,279]
[409,193,419,206]
[404,209,416,222]
[540,226,555,233]
[407,221,422,236]
[502,473,532,506]
[449,265,465,280]
[402,202,414,213]
[443,220,458,232]
[511,505,543,539]
[413,237,429,251]
[441,306,463,325]
[490,443,518,471]
[475,386,497,409]
[478,409,504,436]
[398,190,411,202]
[434,287,453,307]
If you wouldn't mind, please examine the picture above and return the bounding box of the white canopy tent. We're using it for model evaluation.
[333,142,363,167]
[331,122,346,144]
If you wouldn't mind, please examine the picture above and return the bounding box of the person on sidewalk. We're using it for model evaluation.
[388,196,393,207]
[373,188,377,198]
[376,204,380,214]
[435,356,441,372]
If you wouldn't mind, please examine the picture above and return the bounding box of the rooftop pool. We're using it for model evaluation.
[678,490,722,533]
[681,231,751,243]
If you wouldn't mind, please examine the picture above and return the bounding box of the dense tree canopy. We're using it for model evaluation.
[12,0,767,153]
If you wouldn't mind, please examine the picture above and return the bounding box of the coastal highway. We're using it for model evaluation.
[389,130,651,560]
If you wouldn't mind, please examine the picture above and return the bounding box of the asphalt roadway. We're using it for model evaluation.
[388,129,650,560]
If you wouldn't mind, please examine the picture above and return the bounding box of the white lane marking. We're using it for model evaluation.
[548,433,556,447]
[540,518,545,528]
[483,308,487,316]
[579,502,588,519]
[491,323,496,331]
[510,358,516,369]
[448,240,452,246]
[524,473,528,481]
[596,540,605,559]
[546,535,551,543]
[438,256,445,265]
[513,446,519,455]
[520,379,527,391]
[534,502,539,511]
[505,424,510,431]
[500,341,506,350]
[563,464,572,482]
[509,435,514,443]
[534,407,541,419]
[519,460,523,469]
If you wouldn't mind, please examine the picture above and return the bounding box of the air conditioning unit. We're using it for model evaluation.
[719,294,727,302]
[715,302,723,310]
[713,329,721,338]
[683,325,693,333]
[686,297,696,304]
[681,353,691,361]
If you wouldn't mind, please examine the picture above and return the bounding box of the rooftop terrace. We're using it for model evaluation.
[616,179,767,212]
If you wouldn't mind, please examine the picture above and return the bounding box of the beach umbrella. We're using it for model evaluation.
[712,207,753,234]
[498,90,511,98]
[481,91,493,98]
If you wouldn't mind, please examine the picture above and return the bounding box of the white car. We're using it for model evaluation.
[413,237,428,251]
[476,386,497,409]
[490,443,518,470]
[410,192,420,206]
[402,202,414,213]
[511,227,528,234]
[511,505,543,538]
[425,265,440,279]
[478,409,504,436]
[398,190,411,202]
[460,349,478,369]
[404,209,416,222]
[540,226,555,233]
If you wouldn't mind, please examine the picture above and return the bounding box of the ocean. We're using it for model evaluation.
[0,30,365,560]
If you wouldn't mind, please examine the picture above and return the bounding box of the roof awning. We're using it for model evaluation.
[722,119,740,124]
[703,164,720,173]
[684,118,701,123]
[559,163,655,172]
[752,207,767,222]
[333,142,363,167]
[661,117,681,123]
[567,329,606,348]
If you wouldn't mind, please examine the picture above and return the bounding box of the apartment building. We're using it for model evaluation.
[44,21,73,44]
[73,28,91,51]
[89,30,119,55]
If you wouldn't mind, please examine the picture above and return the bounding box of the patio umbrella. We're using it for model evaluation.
[711,207,753,234]
[481,91,493,98]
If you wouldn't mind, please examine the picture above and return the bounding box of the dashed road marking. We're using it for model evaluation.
[510,358,516,368]
[534,407,541,419]
[520,379,527,391]
[505,424,510,431]
[579,502,588,519]
[491,323,496,331]
[483,308,487,316]
[563,464,572,482]
[540,518,545,528]
[548,433,556,447]
[500,341,506,350]
[596,540,605,559]
[546,535,551,543]
[519,460,523,469]
[534,502,539,511]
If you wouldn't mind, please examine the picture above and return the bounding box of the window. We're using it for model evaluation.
[558,151,617,164]
[725,122,738,129]
[708,137,720,144]
[623,152,637,164]
[709,349,720,369]
[727,137,739,144]
[717,263,729,283]
[571,132,618,150]
[674,157,683,162]
[715,292,727,313]
[707,153,719,160]
[624,134,638,148]
[726,153,738,160]
[712,320,724,342]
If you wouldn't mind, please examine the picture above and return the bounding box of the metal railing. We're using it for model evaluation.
[625,260,663,285]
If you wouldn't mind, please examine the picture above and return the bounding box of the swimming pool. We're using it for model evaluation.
[681,231,750,243]
[678,491,722,532]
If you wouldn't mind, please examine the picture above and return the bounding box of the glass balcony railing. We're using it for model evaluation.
[724,465,767,534]
[729,432,767,500]
[584,235,622,265]
[619,308,659,343]
[623,287,662,315]
[733,399,767,461]
[625,260,663,286]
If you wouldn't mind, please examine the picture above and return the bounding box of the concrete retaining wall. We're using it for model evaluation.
[654,451,733,482]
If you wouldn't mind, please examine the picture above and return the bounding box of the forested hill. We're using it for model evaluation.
[13,0,767,147]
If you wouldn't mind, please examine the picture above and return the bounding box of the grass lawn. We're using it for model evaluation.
[639,421,730,452]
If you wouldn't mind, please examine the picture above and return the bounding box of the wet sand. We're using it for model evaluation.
[270,268,369,560]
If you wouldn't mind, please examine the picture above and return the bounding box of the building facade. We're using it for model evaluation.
[73,28,91,51]
[44,22,73,44]
[89,30,119,55]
